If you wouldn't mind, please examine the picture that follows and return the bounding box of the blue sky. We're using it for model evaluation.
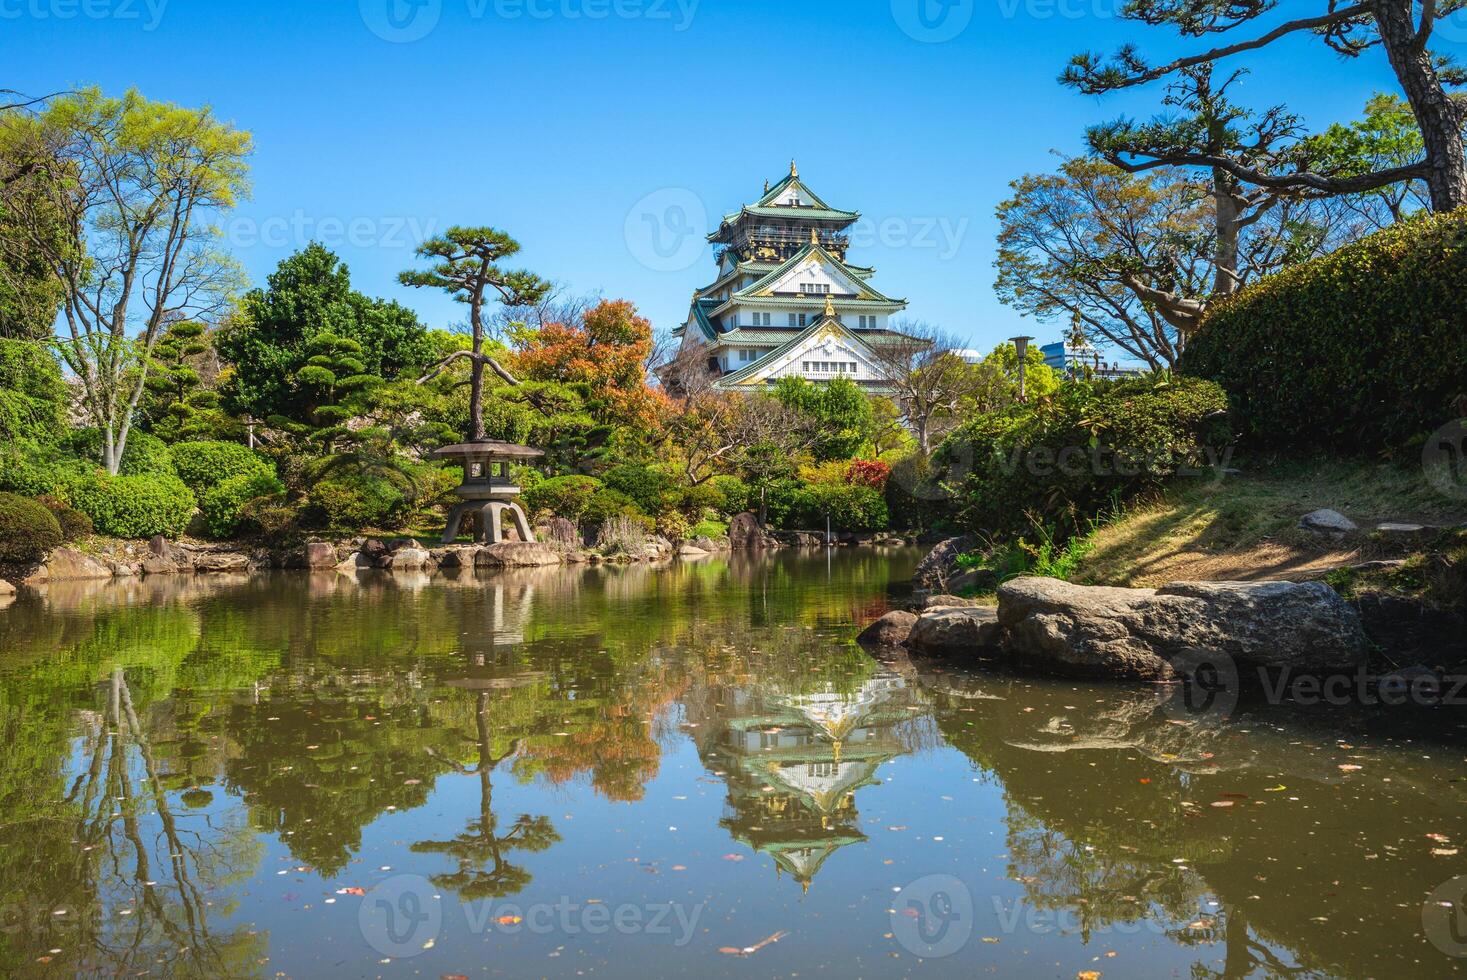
[4,0,1440,355]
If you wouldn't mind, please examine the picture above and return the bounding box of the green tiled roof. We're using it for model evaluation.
[716,314,883,387]
[732,242,902,305]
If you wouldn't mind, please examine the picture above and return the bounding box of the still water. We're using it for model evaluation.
[1,550,1465,978]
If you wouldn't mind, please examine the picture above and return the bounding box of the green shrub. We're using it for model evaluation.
[0,492,64,562]
[62,429,177,477]
[522,475,603,523]
[603,464,679,514]
[37,495,94,542]
[0,339,67,445]
[201,471,287,539]
[169,441,272,495]
[708,475,751,515]
[0,440,93,498]
[690,519,729,540]
[310,474,406,532]
[583,488,643,527]
[930,375,1230,538]
[66,473,197,538]
[1181,209,1467,452]
[786,483,890,532]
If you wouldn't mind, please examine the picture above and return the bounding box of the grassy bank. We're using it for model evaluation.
[1072,458,1466,599]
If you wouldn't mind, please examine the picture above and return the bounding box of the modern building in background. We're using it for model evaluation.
[667,163,926,393]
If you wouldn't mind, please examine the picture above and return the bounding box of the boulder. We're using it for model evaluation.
[24,547,114,584]
[476,542,563,568]
[729,512,772,551]
[141,555,181,576]
[923,594,984,609]
[857,610,919,647]
[304,542,338,570]
[1300,509,1358,533]
[0,578,15,596]
[192,551,250,574]
[908,606,1003,654]
[149,535,193,570]
[692,535,726,553]
[361,539,391,568]
[105,560,140,578]
[913,535,978,592]
[389,547,432,571]
[997,577,1369,680]
[435,546,482,569]
[335,552,366,572]
[678,543,710,558]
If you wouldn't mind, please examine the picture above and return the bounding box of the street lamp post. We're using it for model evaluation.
[1009,335,1035,403]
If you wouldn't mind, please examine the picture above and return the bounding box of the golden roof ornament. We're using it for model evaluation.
[764,179,770,192]
[809,227,819,245]
[790,158,798,178]
[824,294,836,318]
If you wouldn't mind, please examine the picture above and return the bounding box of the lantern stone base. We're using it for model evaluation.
[443,499,536,546]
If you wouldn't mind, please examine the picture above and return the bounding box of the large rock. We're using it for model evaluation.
[304,542,338,570]
[24,547,114,584]
[389,547,432,571]
[728,512,773,551]
[913,535,978,592]
[141,555,181,576]
[0,578,15,596]
[435,545,482,569]
[857,610,918,647]
[691,535,726,553]
[476,542,563,568]
[361,539,391,568]
[192,551,250,574]
[1300,509,1358,533]
[997,577,1369,680]
[908,606,1003,654]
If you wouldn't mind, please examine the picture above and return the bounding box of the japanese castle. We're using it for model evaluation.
[670,162,923,392]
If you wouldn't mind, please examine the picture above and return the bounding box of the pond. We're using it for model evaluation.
[1,550,1465,978]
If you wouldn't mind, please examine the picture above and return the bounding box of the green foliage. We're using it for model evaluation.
[62,429,176,477]
[931,375,1230,538]
[217,244,434,425]
[958,517,1097,585]
[140,321,235,442]
[36,495,93,542]
[602,464,678,515]
[0,440,92,498]
[786,483,890,532]
[309,473,406,532]
[201,470,286,539]
[773,375,875,461]
[707,475,751,515]
[0,492,63,562]
[583,487,642,527]
[0,339,66,444]
[689,518,729,540]
[522,475,603,523]
[67,472,197,538]
[1181,210,1467,452]
[169,441,272,495]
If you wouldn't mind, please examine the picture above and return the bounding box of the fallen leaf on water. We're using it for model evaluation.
[1432,848,1460,857]
[497,916,523,926]
[717,931,788,957]
[721,853,744,862]
[1338,764,1363,772]
[1138,778,1151,785]
[442,974,469,980]
[1264,785,1287,792]
[981,937,1000,944]
[1211,801,1234,808]
[1427,834,1451,843]
[1078,972,1102,980]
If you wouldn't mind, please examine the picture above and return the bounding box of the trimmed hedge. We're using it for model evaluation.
[37,495,94,541]
[67,473,197,538]
[169,441,272,495]
[201,471,287,539]
[1181,209,1467,451]
[930,375,1230,537]
[0,492,64,562]
[786,483,890,532]
[311,474,406,532]
[522,475,603,523]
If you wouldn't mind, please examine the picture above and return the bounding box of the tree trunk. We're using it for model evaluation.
[468,288,487,442]
[1211,170,1244,298]
[1373,0,1467,211]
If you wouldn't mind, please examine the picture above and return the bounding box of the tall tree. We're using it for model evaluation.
[2,88,251,473]
[1062,1,1467,212]
[1304,92,1434,227]
[399,227,550,443]
[869,322,1001,455]
[218,243,434,428]
[0,97,66,342]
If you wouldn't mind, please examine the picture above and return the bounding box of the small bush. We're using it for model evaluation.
[596,514,649,555]
[930,375,1230,538]
[845,460,892,490]
[786,483,890,532]
[310,474,407,532]
[37,495,94,542]
[201,471,287,539]
[62,429,177,477]
[583,487,643,527]
[707,475,750,515]
[238,494,303,542]
[169,441,272,495]
[690,518,729,540]
[1181,209,1467,452]
[656,509,691,543]
[0,492,64,562]
[67,473,197,538]
[602,464,680,515]
[522,475,603,524]
[0,440,93,498]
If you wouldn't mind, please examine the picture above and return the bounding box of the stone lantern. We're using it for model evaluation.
[432,441,544,546]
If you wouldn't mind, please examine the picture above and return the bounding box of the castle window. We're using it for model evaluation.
[788,314,797,327]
